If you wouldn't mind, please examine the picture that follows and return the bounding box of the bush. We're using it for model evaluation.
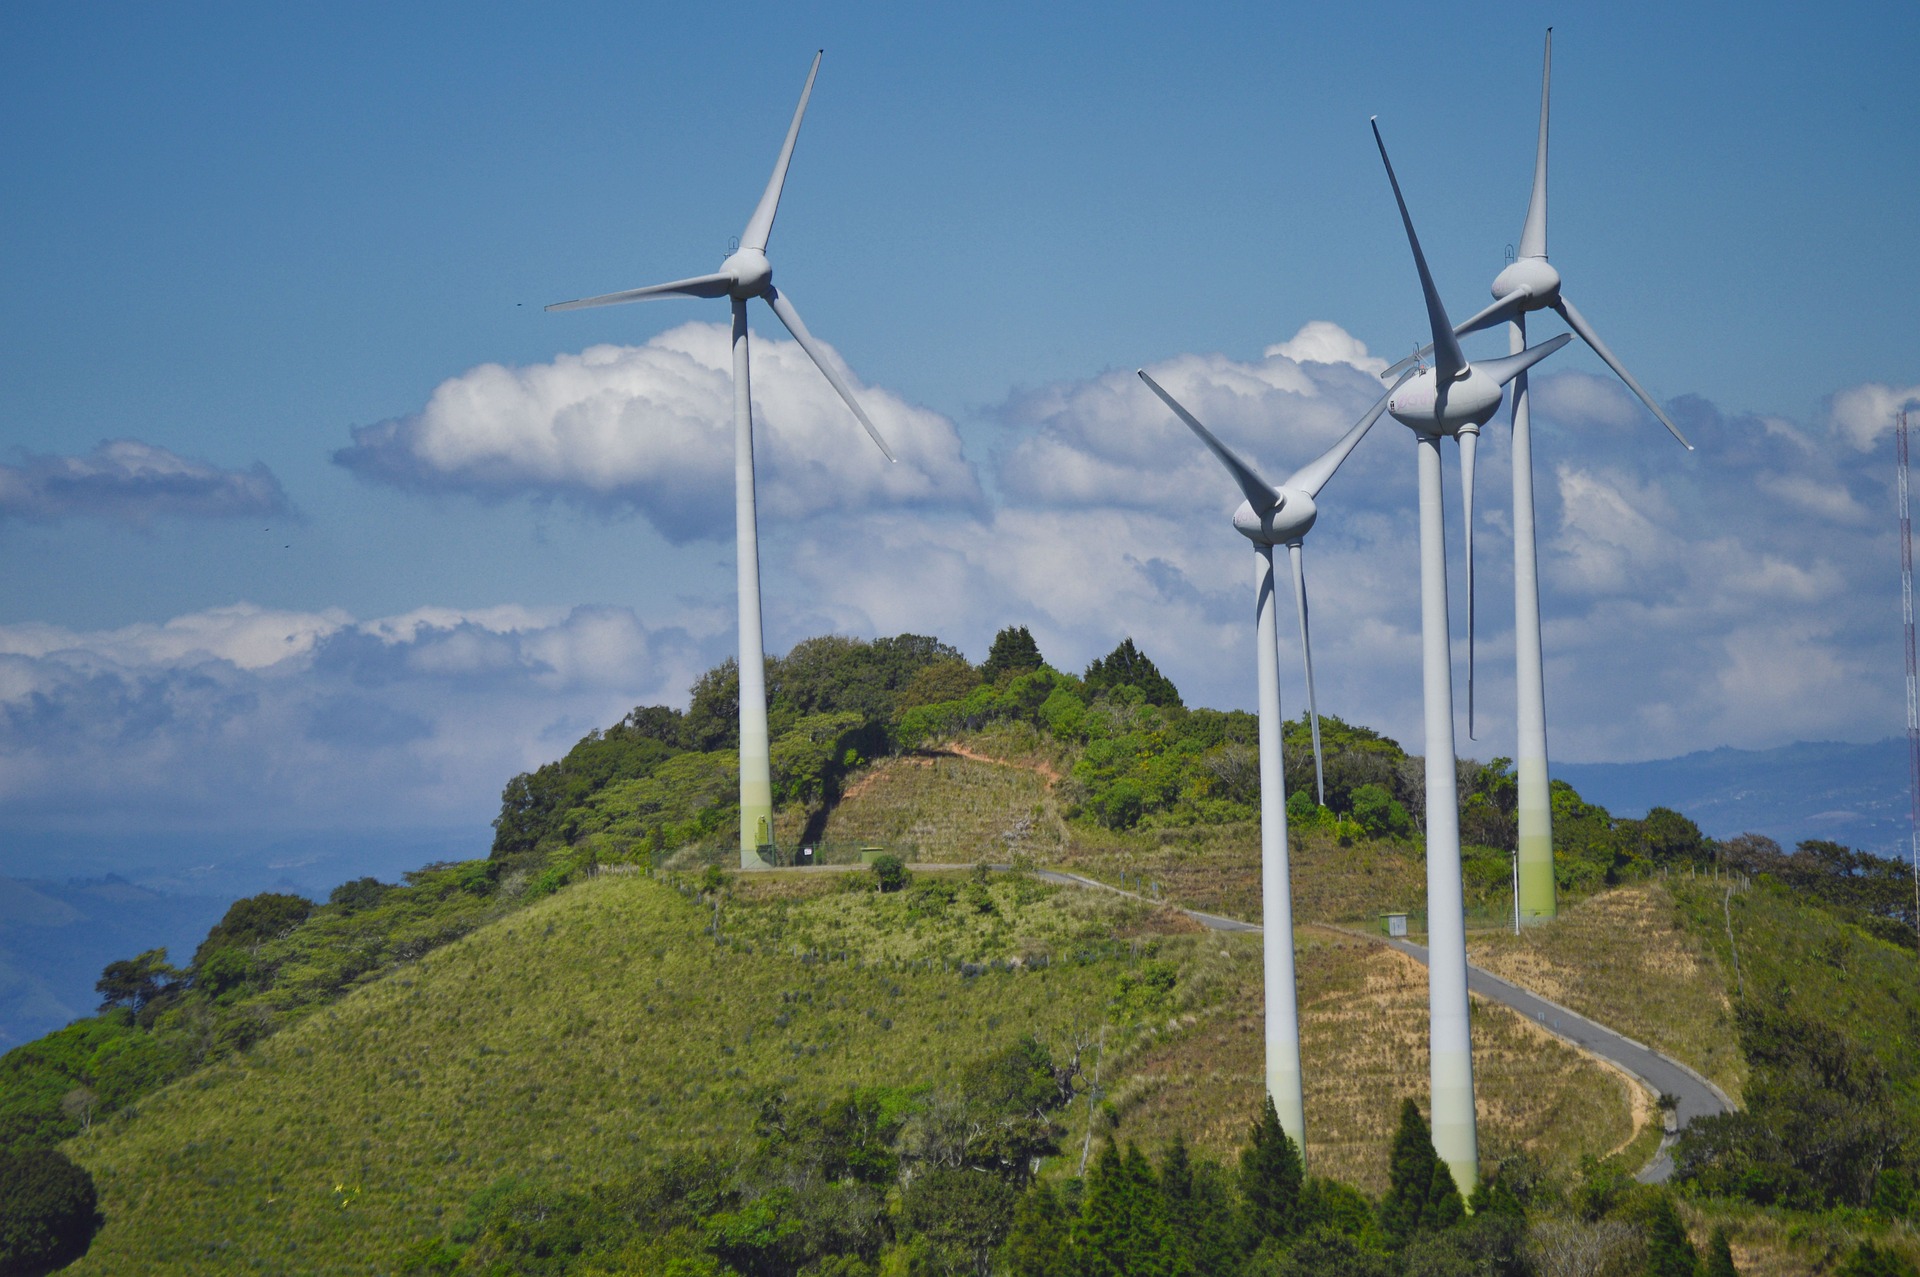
[870,855,909,894]
[0,1148,101,1275]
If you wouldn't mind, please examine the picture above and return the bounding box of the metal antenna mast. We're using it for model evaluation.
[1899,407,1920,942]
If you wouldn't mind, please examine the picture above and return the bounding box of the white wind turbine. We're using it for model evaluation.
[1137,366,1407,1152]
[1371,117,1572,1196]
[547,51,893,870]
[1382,30,1692,923]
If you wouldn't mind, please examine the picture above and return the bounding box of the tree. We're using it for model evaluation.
[870,855,909,894]
[899,1168,1019,1277]
[1001,1181,1071,1277]
[1837,1241,1920,1277]
[982,627,1044,682]
[1379,1099,1463,1246]
[1642,1193,1700,1277]
[1083,639,1182,708]
[328,877,392,912]
[1239,1097,1305,1247]
[1160,1136,1240,1276]
[1071,1143,1186,1277]
[94,948,183,1013]
[191,892,314,967]
[0,1148,101,1275]
[1702,1226,1740,1277]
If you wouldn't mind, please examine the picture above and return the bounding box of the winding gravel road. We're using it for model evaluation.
[1027,867,1731,1182]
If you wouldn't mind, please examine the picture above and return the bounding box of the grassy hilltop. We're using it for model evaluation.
[5,626,1920,1274]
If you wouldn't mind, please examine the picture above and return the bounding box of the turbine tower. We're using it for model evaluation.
[1372,118,1571,1195]
[547,52,894,869]
[1382,30,1692,923]
[1137,366,1405,1152]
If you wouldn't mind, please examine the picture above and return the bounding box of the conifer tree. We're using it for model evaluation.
[1643,1193,1701,1277]
[1379,1098,1465,1245]
[1072,1143,1187,1277]
[1702,1225,1740,1277]
[1160,1136,1237,1276]
[983,626,1044,682]
[1083,638,1183,708]
[1001,1180,1071,1277]
[1240,1097,1305,1247]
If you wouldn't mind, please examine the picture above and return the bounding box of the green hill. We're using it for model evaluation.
[57,867,1643,1274]
[8,626,1920,1274]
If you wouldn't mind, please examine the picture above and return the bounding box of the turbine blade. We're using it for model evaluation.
[1474,332,1571,387]
[1380,290,1531,380]
[740,51,823,253]
[545,272,735,311]
[762,284,895,460]
[1136,370,1280,511]
[1518,29,1553,260]
[1287,542,1326,806]
[1458,428,1479,740]
[1553,296,1695,450]
[1371,118,1468,382]
[1285,368,1417,497]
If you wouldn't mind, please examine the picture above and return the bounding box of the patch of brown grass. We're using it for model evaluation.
[1108,930,1644,1193]
[1467,882,1743,1100]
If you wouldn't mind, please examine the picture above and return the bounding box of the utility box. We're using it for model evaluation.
[1382,912,1409,938]
[798,846,816,866]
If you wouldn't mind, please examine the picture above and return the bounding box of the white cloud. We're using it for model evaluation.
[334,323,981,542]
[0,603,723,837]
[0,440,289,525]
[1829,382,1920,452]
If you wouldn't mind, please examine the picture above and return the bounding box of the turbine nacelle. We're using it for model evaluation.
[1387,367,1505,437]
[721,248,773,299]
[1488,255,1561,309]
[1233,489,1317,545]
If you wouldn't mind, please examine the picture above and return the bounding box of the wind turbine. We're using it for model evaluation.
[1382,30,1692,924]
[1137,366,1406,1153]
[1371,117,1572,1196]
[548,51,893,870]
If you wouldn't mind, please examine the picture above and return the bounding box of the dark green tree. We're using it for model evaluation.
[898,1168,1018,1276]
[1159,1135,1239,1276]
[869,854,909,894]
[94,949,183,1013]
[1239,1097,1305,1247]
[1001,1180,1071,1277]
[1837,1241,1920,1277]
[327,877,391,912]
[1379,1099,1463,1246]
[1702,1226,1740,1277]
[0,1148,101,1275]
[1071,1143,1186,1277]
[1083,639,1182,708]
[192,892,314,967]
[1643,1193,1700,1277]
[1273,1225,1395,1277]
[982,627,1044,682]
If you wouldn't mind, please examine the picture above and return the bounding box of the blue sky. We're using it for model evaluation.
[1,1,1916,881]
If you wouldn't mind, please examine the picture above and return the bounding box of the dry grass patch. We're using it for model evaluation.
[1467,882,1743,1100]
[820,753,1064,862]
[1108,930,1645,1194]
[1057,824,1426,926]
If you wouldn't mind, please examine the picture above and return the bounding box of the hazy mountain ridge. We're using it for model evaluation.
[1555,736,1912,858]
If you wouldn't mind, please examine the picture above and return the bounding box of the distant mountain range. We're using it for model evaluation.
[0,824,490,1048]
[1555,736,1914,860]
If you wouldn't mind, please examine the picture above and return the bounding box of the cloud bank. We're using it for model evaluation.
[334,323,981,542]
[0,603,721,837]
[0,440,290,524]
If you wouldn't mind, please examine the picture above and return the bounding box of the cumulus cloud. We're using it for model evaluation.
[334,323,981,542]
[0,602,722,836]
[0,440,289,524]
[1828,382,1920,452]
[775,329,1914,766]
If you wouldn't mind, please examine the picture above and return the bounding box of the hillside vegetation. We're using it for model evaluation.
[7,624,1920,1274]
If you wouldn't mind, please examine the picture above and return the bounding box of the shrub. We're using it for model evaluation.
[870,855,909,894]
[0,1148,101,1275]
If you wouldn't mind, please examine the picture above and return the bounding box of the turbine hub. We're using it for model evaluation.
[1491,255,1561,309]
[1388,367,1504,437]
[721,248,772,298]
[1234,489,1316,545]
